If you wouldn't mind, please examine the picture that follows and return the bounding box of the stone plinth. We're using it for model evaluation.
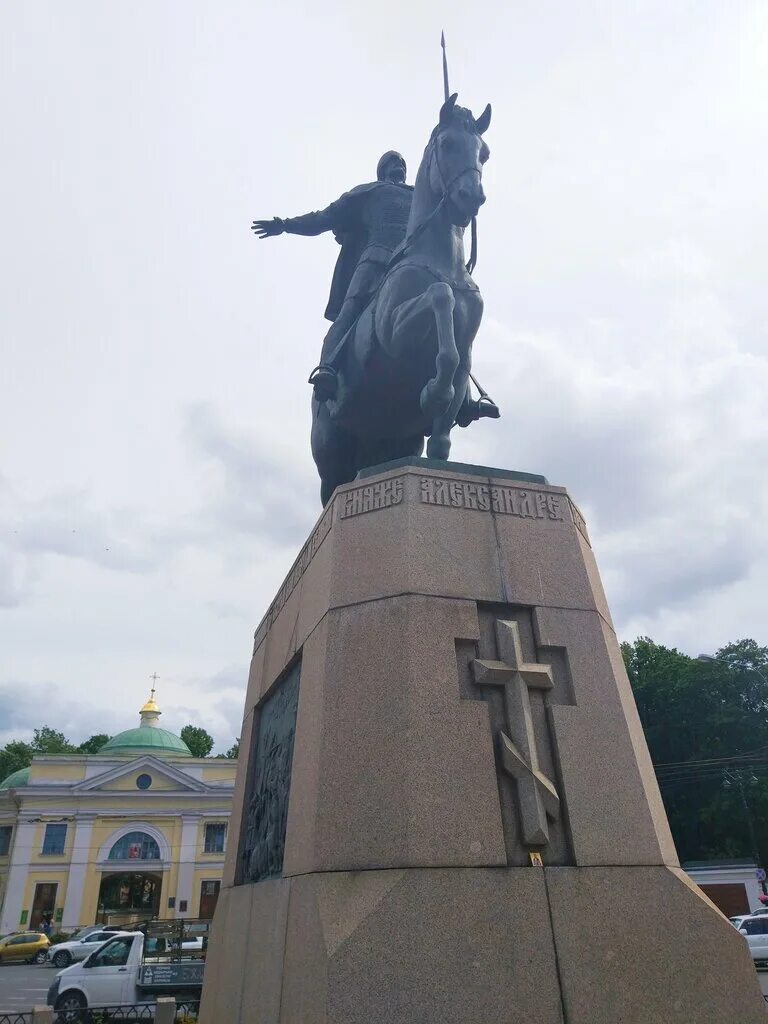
[200,459,765,1023]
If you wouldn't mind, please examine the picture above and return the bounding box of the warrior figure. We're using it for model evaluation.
[252,151,413,401]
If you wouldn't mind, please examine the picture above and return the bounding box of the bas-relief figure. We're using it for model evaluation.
[240,663,300,885]
[253,94,498,505]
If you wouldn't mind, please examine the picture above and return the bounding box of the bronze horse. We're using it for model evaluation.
[311,93,493,505]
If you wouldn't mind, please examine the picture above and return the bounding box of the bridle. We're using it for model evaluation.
[392,132,482,275]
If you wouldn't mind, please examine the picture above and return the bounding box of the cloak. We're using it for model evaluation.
[282,182,413,321]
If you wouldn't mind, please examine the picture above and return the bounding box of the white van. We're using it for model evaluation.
[46,930,204,1016]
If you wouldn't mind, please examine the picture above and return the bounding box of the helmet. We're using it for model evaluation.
[377,151,406,181]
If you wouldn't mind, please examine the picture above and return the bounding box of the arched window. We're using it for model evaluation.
[108,831,161,861]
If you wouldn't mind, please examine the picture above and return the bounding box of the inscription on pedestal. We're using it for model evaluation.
[420,477,565,520]
[240,662,300,884]
[253,507,332,652]
[340,477,404,518]
[568,498,590,544]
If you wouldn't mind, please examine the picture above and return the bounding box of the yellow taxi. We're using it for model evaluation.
[0,931,51,964]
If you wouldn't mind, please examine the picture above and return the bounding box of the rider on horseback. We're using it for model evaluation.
[252,151,413,402]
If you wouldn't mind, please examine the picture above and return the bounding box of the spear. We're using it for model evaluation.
[441,30,450,102]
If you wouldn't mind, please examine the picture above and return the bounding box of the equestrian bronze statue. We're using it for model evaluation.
[252,86,498,504]
[252,152,413,403]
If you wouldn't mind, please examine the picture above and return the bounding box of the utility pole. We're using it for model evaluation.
[724,768,768,896]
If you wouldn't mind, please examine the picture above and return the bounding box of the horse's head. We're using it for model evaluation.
[428,93,491,227]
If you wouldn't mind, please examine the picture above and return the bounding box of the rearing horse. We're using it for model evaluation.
[311,93,492,505]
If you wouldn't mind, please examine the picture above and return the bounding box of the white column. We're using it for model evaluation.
[62,817,95,928]
[174,816,199,918]
[0,819,37,933]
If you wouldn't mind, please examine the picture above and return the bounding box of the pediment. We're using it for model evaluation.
[73,755,208,794]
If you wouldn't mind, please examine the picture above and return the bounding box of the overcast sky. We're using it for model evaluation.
[2,1,767,752]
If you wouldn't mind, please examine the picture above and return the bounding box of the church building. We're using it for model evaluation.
[0,692,236,933]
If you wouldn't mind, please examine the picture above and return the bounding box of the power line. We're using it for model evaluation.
[654,742,768,769]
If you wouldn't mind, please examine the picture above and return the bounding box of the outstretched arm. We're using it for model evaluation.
[251,217,286,238]
[251,207,335,239]
[251,192,356,240]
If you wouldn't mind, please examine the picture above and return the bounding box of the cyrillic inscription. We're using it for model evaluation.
[340,477,404,519]
[253,505,333,652]
[420,477,564,521]
[569,499,590,545]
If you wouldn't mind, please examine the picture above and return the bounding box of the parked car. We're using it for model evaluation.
[0,931,51,964]
[47,930,130,969]
[729,908,768,930]
[63,926,122,944]
[737,916,768,961]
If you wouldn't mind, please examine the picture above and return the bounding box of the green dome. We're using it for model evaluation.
[100,726,192,758]
[0,767,31,790]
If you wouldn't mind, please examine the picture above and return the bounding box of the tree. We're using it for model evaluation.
[180,725,214,758]
[215,738,240,759]
[0,740,33,782]
[31,727,76,754]
[0,725,77,782]
[77,734,111,755]
[623,636,768,866]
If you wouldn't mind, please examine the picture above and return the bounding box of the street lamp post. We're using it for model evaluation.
[697,653,768,686]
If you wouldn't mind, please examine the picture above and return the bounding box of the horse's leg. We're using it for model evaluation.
[389,282,458,420]
[311,398,357,506]
[427,364,470,460]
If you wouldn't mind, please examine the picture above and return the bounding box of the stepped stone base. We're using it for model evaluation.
[199,459,765,1023]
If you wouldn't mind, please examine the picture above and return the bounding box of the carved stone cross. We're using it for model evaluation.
[472,620,560,849]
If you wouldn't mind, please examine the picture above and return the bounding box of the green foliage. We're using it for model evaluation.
[0,726,111,779]
[77,734,111,754]
[32,726,76,753]
[215,737,240,759]
[180,725,215,758]
[0,739,34,781]
[0,726,79,780]
[623,636,768,865]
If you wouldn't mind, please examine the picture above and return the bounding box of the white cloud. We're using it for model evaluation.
[1,0,767,742]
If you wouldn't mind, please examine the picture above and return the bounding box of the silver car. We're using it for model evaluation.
[47,929,130,968]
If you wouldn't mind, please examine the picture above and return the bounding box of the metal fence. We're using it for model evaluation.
[0,1013,32,1024]
[48,1003,199,1023]
[52,1008,154,1023]
[173,1003,199,1022]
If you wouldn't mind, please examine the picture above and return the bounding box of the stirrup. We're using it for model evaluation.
[308,364,337,384]
[308,364,338,402]
[476,394,500,419]
[455,394,501,428]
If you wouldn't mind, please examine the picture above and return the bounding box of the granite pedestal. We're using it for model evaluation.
[200,459,765,1023]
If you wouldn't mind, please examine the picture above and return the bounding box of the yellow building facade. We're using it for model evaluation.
[0,694,236,933]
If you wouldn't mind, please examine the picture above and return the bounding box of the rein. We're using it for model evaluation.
[430,138,481,276]
[388,138,481,277]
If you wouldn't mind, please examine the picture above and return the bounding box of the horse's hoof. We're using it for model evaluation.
[420,380,454,419]
[427,435,451,460]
